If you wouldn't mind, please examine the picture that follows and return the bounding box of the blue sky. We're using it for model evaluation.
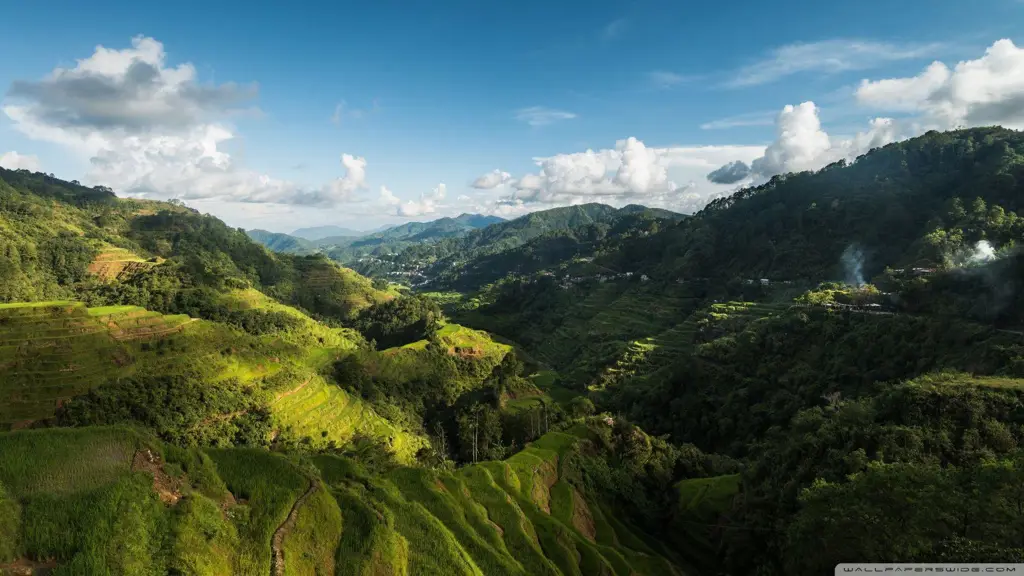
[1,0,1023,232]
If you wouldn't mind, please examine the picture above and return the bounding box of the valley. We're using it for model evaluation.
[2,127,1024,575]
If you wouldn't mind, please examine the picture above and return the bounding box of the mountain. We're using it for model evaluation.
[0,166,689,575]
[450,127,1024,572]
[463,127,1024,388]
[371,213,505,242]
[313,213,507,264]
[4,127,1024,575]
[291,224,367,241]
[317,213,504,246]
[246,229,316,254]
[351,203,685,288]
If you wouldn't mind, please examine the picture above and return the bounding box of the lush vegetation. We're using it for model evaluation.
[249,213,506,268]
[5,127,1024,574]
[347,204,683,288]
[244,229,316,255]
[0,422,686,575]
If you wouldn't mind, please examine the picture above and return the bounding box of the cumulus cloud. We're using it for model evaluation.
[496,138,763,213]
[750,102,836,176]
[380,185,400,207]
[6,36,255,133]
[715,39,1024,186]
[728,39,942,88]
[471,169,512,189]
[738,102,898,180]
[515,106,577,127]
[0,151,42,171]
[856,39,1024,129]
[706,160,751,184]
[396,183,446,217]
[2,35,361,208]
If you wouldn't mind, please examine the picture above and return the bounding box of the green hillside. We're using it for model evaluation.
[291,225,367,241]
[255,214,506,265]
[0,421,692,575]
[245,229,316,255]
[4,126,1024,575]
[352,203,683,288]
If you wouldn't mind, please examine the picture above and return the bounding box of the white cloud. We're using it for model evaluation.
[6,35,255,133]
[736,101,897,180]
[515,106,577,127]
[728,39,942,88]
[471,169,512,189]
[856,61,951,112]
[330,99,379,125]
[614,137,675,193]
[397,183,446,217]
[497,139,763,213]
[2,35,362,207]
[710,40,1024,187]
[856,39,1024,129]
[750,102,836,176]
[380,185,400,206]
[0,151,42,171]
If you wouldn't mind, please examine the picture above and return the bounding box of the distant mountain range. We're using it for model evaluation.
[246,229,317,254]
[247,213,508,261]
[290,225,368,241]
[321,213,506,246]
[352,203,687,288]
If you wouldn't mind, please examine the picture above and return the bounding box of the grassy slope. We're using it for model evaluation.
[0,297,427,461]
[0,425,679,575]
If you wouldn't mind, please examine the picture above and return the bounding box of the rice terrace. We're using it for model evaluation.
[4,6,1024,575]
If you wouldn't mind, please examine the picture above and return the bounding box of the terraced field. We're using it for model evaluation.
[321,426,685,576]
[589,300,792,392]
[0,300,415,458]
[0,302,192,425]
[85,246,158,281]
[269,370,427,462]
[0,424,682,575]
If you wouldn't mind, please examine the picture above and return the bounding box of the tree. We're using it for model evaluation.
[569,397,595,418]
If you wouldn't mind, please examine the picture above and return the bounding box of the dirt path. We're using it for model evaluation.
[270,480,318,576]
[274,377,312,401]
[131,449,181,505]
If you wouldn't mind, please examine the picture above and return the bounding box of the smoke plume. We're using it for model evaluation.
[969,240,996,265]
[842,244,866,287]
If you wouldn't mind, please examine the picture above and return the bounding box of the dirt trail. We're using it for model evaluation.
[131,449,181,505]
[270,480,318,576]
[274,377,312,401]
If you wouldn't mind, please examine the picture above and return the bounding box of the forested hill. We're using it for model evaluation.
[600,127,1024,284]
[291,224,366,240]
[245,228,316,254]
[445,126,1024,572]
[0,167,694,575]
[251,213,506,265]
[0,167,391,323]
[365,213,505,242]
[351,203,684,286]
